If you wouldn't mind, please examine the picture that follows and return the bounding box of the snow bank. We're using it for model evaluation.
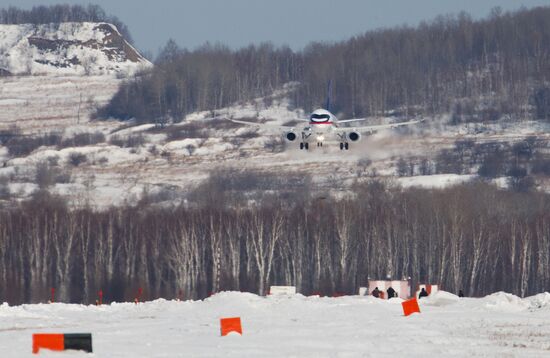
[421,290,460,307]
[482,292,528,312]
[9,145,143,167]
[398,174,476,189]
[1,291,550,357]
[525,292,550,311]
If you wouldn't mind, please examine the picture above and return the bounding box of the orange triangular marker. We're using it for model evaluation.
[220,317,242,336]
[402,298,421,316]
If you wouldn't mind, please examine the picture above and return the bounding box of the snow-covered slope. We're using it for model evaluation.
[0,22,151,76]
[2,291,550,357]
[2,76,550,208]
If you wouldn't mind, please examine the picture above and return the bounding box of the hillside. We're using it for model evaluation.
[2,81,550,208]
[100,6,550,123]
[0,22,150,76]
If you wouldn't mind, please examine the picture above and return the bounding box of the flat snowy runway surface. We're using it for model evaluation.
[1,291,550,357]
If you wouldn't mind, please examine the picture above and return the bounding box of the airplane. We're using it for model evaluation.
[231,108,423,151]
[231,81,422,150]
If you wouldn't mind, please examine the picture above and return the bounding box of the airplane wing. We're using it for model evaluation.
[231,119,298,131]
[334,119,424,133]
[337,118,367,124]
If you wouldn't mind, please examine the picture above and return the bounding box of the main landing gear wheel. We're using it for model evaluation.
[340,142,344,150]
[300,143,309,150]
[344,142,349,150]
[300,143,304,150]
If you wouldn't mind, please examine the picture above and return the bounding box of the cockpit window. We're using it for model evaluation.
[310,114,330,120]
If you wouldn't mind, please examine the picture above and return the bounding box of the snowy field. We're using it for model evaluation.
[2,291,550,357]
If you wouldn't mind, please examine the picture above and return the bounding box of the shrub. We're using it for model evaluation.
[0,176,10,200]
[0,125,21,144]
[109,134,146,148]
[478,150,507,178]
[35,162,55,189]
[35,161,72,188]
[148,145,158,155]
[47,156,60,166]
[60,131,105,148]
[264,138,284,153]
[5,132,62,157]
[68,152,88,167]
[125,134,146,148]
[108,135,125,147]
[55,171,72,184]
[165,123,208,141]
[532,156,550,176]
[508,176,535,192]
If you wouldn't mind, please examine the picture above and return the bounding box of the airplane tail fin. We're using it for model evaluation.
[325,80,332,112]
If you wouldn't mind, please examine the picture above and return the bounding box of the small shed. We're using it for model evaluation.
[366,279,411,299]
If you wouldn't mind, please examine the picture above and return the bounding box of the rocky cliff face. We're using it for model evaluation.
[0,22,151,76]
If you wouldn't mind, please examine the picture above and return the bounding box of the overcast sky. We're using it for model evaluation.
[3,0,550,54]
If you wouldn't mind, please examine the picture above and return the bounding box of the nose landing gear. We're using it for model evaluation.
[339,142,349,150]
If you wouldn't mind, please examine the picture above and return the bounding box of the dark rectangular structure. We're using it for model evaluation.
[64,333,93,353]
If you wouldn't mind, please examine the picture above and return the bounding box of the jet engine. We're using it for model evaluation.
[285,132,298,142]
[347,131,361,142]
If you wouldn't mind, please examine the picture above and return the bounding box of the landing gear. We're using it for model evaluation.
[317,142,323,147]
[300,142,309,150]
[340,142,349,150]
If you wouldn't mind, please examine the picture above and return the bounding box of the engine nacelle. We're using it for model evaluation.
[285,131,298,142]
[347,131,361,142]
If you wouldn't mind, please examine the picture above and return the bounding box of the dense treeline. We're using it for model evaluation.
[0,182,549,304]
[97,42,300,122]
[98,6,550,123]
[0,4,133,43]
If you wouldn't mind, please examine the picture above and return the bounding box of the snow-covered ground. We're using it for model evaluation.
[2,72,550,207]
[1,291,550,357]
[0,75,122,134]
[398,174,476,189]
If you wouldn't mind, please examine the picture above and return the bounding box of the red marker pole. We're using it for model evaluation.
[50,288,55,303]
[135,287,143,304]
[98,290,103,305]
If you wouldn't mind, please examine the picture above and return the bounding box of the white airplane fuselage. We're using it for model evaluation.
[304,108,337,143]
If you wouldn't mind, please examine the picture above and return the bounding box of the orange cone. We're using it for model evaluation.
[220,317,242,336]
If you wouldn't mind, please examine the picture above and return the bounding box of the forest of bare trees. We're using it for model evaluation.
[0,4,133,44]
[0,181,549,305]
[98,7,550,124]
